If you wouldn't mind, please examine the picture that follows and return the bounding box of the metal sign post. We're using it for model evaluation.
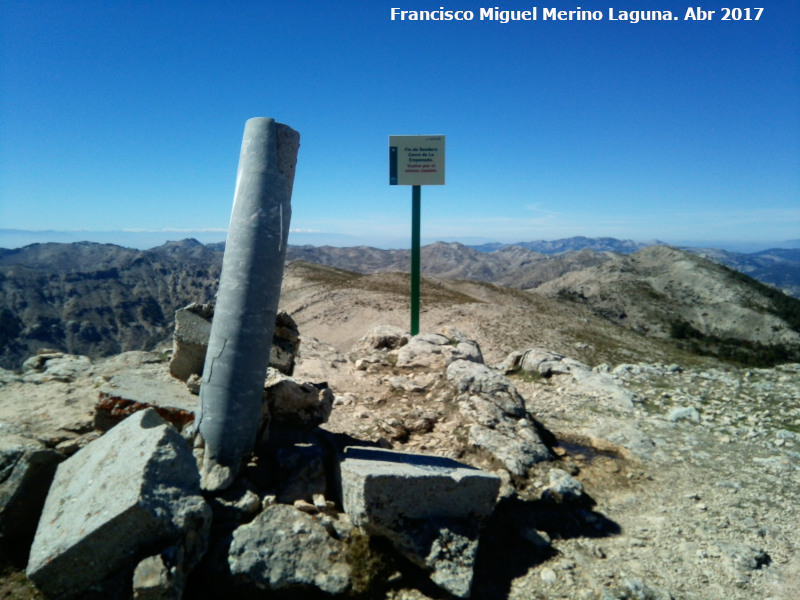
[411,184,421,334]
[389,135,445,335]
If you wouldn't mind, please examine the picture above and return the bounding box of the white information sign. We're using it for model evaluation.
[389,135,445,186]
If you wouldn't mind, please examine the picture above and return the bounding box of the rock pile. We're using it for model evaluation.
[3,321,550,599]
[1,317,797,600]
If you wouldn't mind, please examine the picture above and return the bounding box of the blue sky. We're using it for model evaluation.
[1,1,798,250]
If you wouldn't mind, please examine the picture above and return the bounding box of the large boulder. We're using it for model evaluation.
[228,503,351,595]
[26,409,211,600]
[447,360,552,476]
[392,333,483,370]
[447,360,526,418]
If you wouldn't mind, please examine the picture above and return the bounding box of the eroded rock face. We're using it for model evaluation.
[228,503,351,595]
[26,409,210,600]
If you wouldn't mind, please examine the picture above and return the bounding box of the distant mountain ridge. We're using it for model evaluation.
[469,236,657,254]
[690,247,800,298]
[2,237,800,369]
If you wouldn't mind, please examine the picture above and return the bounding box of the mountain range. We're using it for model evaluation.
[1,237,799,370]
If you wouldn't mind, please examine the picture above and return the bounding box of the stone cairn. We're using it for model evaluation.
[13,315,506,599]
[10,119,509,599]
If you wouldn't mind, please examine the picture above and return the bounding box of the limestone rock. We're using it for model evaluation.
[339,446,500,529]
[133,554,172,599]
[263,369,333,429]
[26,409,211,600]
[668,405,701,423]
[271,311,301,376]
[351,325,410,352]
[446,360,526,418]
[394,333,484,369]
[711,541,771,582]
[96,373,197,432]
[468,423,551,476]
[447,360,551,475]
[228,503,351,595]
[384,517,482,598]
[21,352,93,383]
[0,367,21,387]
[338,446,499,597]
[133,550,183,600]
[168,303,213,382]
[501,348,637,411]
[499,349,581,376]
[541,468,586,504]
[0,435,63,555]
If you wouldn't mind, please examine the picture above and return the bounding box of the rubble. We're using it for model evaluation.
[0,320,795,600]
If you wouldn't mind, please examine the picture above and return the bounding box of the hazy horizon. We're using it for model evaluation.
[1,228,797,255]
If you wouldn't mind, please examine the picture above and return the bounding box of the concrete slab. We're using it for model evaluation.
[338,446,500,529]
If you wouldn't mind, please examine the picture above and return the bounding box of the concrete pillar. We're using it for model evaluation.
[197,118,300,491]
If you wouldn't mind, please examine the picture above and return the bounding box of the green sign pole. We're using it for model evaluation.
[411,185,421,335]
[390,134,444,337]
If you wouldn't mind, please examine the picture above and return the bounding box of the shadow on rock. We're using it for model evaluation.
[471,494,620,599]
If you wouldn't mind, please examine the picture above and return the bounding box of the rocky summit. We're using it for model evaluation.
[0,239,798,599]
[0,316,798,599]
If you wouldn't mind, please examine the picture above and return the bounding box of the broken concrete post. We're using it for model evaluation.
[197,118,299,491]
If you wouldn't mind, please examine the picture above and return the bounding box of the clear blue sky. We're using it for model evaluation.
[2,1,798,250]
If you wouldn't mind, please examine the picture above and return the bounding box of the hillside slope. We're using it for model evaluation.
[534,246,800,365]
[3,239,799,370]
[0,240,223,368]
